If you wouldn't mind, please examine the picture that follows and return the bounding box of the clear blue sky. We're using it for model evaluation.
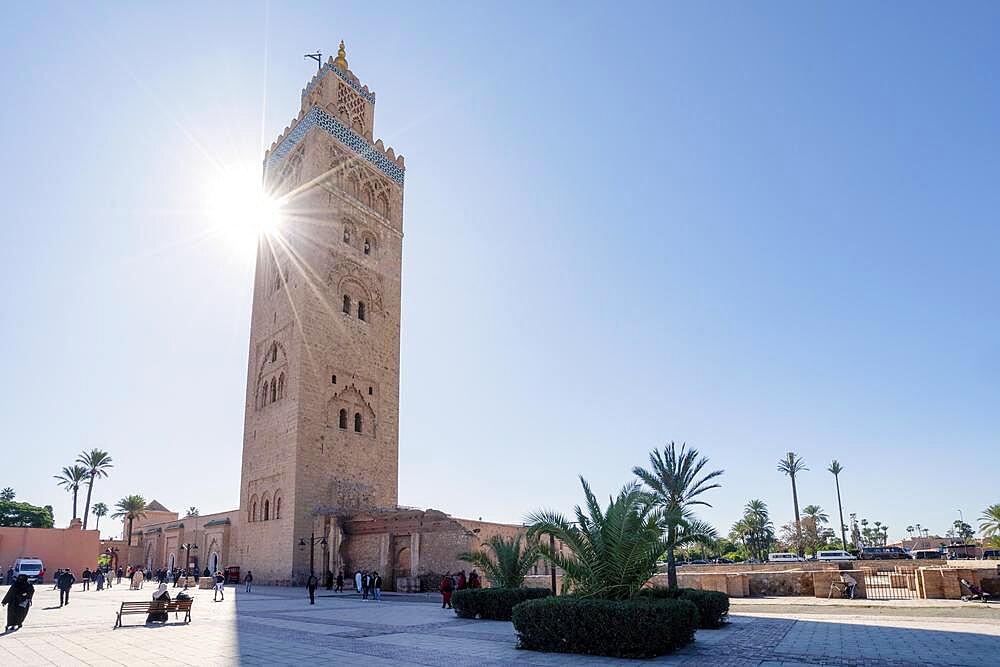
[2,2,997,542]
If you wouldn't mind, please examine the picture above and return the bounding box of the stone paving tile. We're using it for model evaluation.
[3,583,1000,665]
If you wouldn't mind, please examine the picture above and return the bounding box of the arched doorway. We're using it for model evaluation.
[209,552,219,574]
[395,547,410,578]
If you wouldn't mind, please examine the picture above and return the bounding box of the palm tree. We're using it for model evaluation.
[0,488,14,501]
[112,495,147,545]
[731,499,775,562]
[459,534,541,588]
[906,525,914,538]
[777,452,808,557]
[185,507,200,517]
[633,442,723,590]
[54,465,89,520]
[91,502,109,532]
[980,504,1000,539]
[802,505,829,524]
[828,460,848,550]
[526,477,667,600]
[76,449,113,529]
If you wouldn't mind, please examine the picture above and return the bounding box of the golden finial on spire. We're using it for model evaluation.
[333,40,348,70]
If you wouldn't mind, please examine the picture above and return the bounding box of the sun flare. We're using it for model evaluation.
[208,166,284,251]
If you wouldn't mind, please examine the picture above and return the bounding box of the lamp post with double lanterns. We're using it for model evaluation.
[298,533,327,578]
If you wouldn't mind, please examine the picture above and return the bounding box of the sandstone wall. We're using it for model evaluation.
[0,527,100,578]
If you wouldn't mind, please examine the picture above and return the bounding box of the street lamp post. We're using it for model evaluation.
[549,534,557,595]
[298,532,327,578]
[181,543,198,575]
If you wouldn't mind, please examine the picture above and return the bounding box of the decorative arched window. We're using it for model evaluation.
[354,412,363,433]
[271,343,277,363]
[342,295,351,314]
[358,302,366,321]
[343,228,350,243]
[270,378,277,403]
[277,373,285,399]
[263,500,270,521]
[368,386,373,395]
[363,238,371,255]
[250,496,258,522]
[339,409,348,429]
[377,193,389,218]
[275,498,281,519]
[331,374,337,384]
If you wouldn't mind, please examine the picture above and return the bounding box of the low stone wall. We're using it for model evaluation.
[746,570,815,596]
[650,572,750,597]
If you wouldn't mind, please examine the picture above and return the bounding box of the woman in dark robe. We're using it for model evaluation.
[3,574,35,631]
[145,583,171,624]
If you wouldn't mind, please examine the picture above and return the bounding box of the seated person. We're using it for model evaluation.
[145,583,171,624]
[840,573,858,599]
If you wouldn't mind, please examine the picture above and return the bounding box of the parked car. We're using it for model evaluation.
[857,546,910,560]
[982,550,1000,560]
[13,557,45,584]
[768,552,806,563]
[816,550,856,561]
[911,549,944,560]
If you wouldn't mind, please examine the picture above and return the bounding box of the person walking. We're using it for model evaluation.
[307,574,319,605]
[456,570,467,591]
[81,568,91,591]
[52,569,62,591]
[95,568,106,591]
[244,570,253,593]
[325,569,333,591]
[354,570,362,595]
[214,571,226,602]
[133,568,145,590]
[56,569,75,607]
[115,566,123,585]
[372,572,382,602]
[335,570,344,593]
[468,570,481,589]
[362,571,370,600]
[439,572,454,609]
[2,574,35,631]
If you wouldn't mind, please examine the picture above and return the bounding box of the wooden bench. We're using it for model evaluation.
[113,599,193,628]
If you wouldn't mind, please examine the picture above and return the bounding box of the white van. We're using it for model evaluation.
[768,552,806,563]
[13,558,45,584]
[815,550,856,561]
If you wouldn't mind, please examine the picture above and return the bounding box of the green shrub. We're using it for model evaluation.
[639,587,730,628]
[452,587,552,620]
[511,596,698,658]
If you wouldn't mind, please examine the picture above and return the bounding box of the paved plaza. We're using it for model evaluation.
[1,583,998,666]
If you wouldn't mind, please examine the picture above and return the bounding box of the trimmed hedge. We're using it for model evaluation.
[639,587,730,628]
[511,596,698,658]
[452,587,552,620]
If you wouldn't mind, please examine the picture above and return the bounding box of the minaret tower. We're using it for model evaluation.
[234,43,406,584]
